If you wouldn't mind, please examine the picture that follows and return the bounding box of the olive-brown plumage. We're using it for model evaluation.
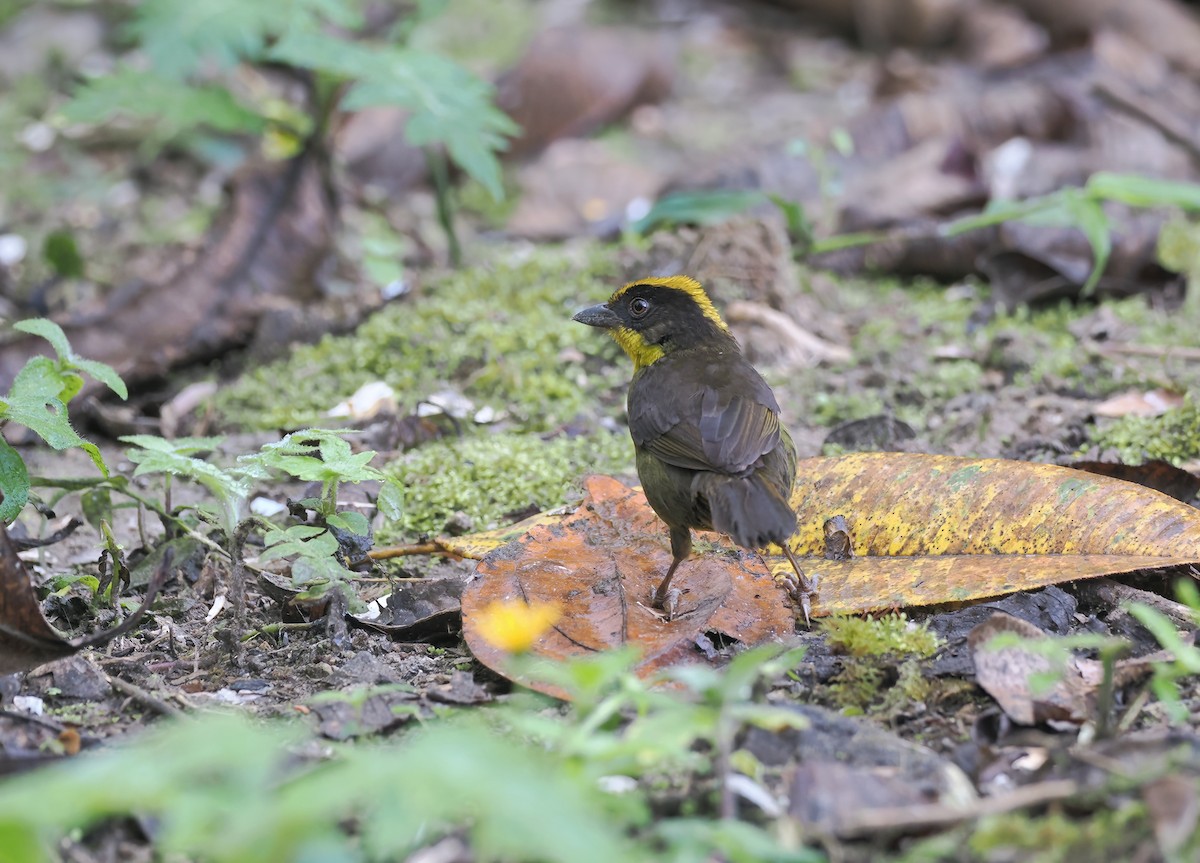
[573,276,811,617]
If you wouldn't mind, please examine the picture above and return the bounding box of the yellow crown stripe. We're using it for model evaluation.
[612,276,730,333]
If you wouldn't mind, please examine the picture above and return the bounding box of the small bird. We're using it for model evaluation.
[573,275,814,621]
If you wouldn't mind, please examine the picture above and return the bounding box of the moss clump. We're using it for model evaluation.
[215,251,626,431]
[382,430,633,539]
[822,613,941,658]
[821,614,942,714]
[967,805,1150,863]
[1088,398,1200,465]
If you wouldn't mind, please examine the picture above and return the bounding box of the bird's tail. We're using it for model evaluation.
[694,472,797,549]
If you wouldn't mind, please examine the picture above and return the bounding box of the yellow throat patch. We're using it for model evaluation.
[609,276,730,369]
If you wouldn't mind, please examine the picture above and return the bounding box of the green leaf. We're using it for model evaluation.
[1129,603,1200,673]
[655,818,823,863]
[129,0,278,78]
[269,34,516,200]
[8,320,127,399]
[43,229,85,279]
[1087,172,1200,211]
[265,30,380,79]
[13,318,72,359]
[326,510,370,536]
[129,0,366,78]
[768,194,812,245]
[630,190,768,236]
[122,434,224,456]
[259,524,340,565]
[239,429,383,485]
[122,435,247,516]
[72,358,128,400]
[0,438,30,523]
[291,554,351,587]
[1065,193,1111,295]
[4,359,108,476]
[62,68,265,142]
[80,487,114,533]
[376,480,403,522]
[940,194,1060,237]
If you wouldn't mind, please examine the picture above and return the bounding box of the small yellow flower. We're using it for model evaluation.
[474,599,561,654]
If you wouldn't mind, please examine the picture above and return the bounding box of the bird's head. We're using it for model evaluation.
[572,276,732,368]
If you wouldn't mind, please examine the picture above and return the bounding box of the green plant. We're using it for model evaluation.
[122,429,402,604]
[0,319,126,522]
[1127,579,1200,723]
[59,0,517,262]
[0,648,826,863]
[122,435,249,540]
[510,643,812,829]
[813,172,1200,296]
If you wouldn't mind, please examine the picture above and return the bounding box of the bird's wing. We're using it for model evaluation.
[629,370,780,475]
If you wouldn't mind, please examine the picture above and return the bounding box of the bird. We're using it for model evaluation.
[572,275,814,621]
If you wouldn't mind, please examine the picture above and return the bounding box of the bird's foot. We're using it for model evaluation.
[652,587,682,620]
[778,545,818,628]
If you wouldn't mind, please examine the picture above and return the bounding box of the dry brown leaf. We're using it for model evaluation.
[968,612,1093,726]
[0,524,76,674]
[1092,388,1185,418]
[0,524,169,675]
[764,453,1200,614]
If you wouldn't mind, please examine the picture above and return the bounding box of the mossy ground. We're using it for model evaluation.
[215,246,1200,546]
[382,430,633,539]
[216,249,628,432]
[1089,397,1200,464]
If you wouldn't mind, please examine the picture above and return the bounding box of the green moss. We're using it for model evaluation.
[822,614,942,713]
[822,613,941,658]
[381,430,633,539]
[216,251,626,431]
[1088,397,1200,464]
[806,388,888,427]
[968,805,1150,863]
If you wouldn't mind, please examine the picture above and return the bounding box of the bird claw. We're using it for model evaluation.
[774,568,818,628]
[660,588,681,620]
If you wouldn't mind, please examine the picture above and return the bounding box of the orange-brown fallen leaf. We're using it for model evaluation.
[454,453,1200,696]
[461,476,795,698]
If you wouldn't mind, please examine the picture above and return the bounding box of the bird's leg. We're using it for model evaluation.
[780,542,817,627]
[653,527,693,608]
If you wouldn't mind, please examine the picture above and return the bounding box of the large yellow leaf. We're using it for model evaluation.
[764,453,1200,614]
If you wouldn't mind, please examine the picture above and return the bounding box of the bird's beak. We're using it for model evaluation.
[572,303,621,329]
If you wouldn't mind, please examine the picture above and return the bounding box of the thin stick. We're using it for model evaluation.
[368,543,444,560]
[1101,343,1200,362]
[107,674,187,719]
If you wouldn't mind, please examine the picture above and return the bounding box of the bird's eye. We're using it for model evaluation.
[629,298,651,318]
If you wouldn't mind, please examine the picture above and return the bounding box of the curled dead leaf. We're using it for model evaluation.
[968,612,1094,727]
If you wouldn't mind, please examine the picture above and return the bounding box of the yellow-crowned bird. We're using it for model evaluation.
[573,275,813,621]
